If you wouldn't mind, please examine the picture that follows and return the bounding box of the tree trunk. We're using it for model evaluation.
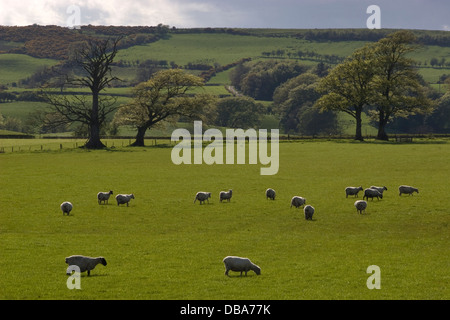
[130,126,147,146]
[354,109,364,141]
[376,110,389,141]
[84,91,106,149]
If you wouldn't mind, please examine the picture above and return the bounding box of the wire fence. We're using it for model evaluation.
[1,134,449,153]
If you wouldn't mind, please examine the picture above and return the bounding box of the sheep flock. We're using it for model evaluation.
[61,183,419,278]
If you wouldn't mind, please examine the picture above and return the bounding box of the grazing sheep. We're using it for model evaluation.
[345,186,363,198]
[219,189,233,202]
[354,200,367,214]
[115,194,135,206]
[65,255,107,276]
[223,256,261,277]
[398,185,419,196]
[97,190,113,204]
[60,201,73,215]
[363,188,383,201]
[290,196,306,208]
[194,191,211,204]
[265,188,276,200]
[370,186,388,194]
[304,205,315,220]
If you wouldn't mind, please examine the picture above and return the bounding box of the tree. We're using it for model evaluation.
[370,31,433,140]
[214,96,264,128]
[314,44,375,140]
[113,69,215,146]
[41,37,121,148]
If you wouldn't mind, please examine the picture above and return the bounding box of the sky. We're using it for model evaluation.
[0,0,448,31]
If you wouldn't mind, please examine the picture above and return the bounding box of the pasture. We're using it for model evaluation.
[0,139,449,300]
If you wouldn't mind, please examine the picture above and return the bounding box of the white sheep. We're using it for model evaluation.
[115,194,135,206]
[303,205,315,220]
[223,256,261,277]
[65,255,107,276]
[345,186,363,198]
[290,196,306,208]
[399,185,419,196]
[194,191,211,204]
[363,188,383,201]
[97,190,113,205]
[60,201,73,215]
[354,200,367,214]
[370,186,388,194]
[265,188,276,200]
[219,189,232,202]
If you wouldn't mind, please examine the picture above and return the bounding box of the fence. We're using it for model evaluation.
[1,134,449,153]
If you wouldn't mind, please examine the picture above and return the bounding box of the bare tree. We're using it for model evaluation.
[41,37,121,148]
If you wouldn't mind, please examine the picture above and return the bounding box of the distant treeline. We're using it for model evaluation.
[0,24,170,59]
[173,27,450,47]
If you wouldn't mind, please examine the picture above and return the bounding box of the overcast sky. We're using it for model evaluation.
[0,0,448,31]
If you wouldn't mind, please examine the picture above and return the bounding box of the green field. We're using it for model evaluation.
[0,54,59,86]
[0,139,448,299]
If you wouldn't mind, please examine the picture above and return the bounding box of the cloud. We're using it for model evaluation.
[0,0,448,30]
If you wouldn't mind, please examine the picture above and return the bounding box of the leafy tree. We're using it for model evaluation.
[233,60,308,100]
[113,69,215,146]
[370,31,434,140]
[214,96,264,128]
[315,44,375,140]
[425,92,450,133]
[41,38,121,148]
[274,72,338,135]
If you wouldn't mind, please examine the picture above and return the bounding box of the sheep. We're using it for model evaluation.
[115,194,135,206]
[363,188,383,201]
[60,201,73,215]
[65,255,107,276]
[290,196,306,208]
[219,189,232,202]
[97,190,113,205]
[194,191,211,204]
[265,188,276,200]
[303,205,315,220]
[370,186,388,194]
[223,256,261,277]
[398,185,419,196]
[345,186,363,198]
[354,200,367,214]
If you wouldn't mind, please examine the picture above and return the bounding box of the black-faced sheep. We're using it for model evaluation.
[290,196,306,208]
[115,194,135,206]
[265,188,276,200]
[354,200,367,214]
[65,255,107,276]
[223,256,261,277]
[97,191,113,204]
[398,185,419,196]
[60,201,73,215]
[363,188,383,201]
[304,205,315,220]
[345,186,363,198]
[194,191,211,204]
[219,189,232,202]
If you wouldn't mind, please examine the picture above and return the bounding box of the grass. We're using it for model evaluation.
[0,54,59,86]
[0,139,448,299]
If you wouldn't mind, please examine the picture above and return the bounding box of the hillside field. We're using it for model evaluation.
[0,139,448,299]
